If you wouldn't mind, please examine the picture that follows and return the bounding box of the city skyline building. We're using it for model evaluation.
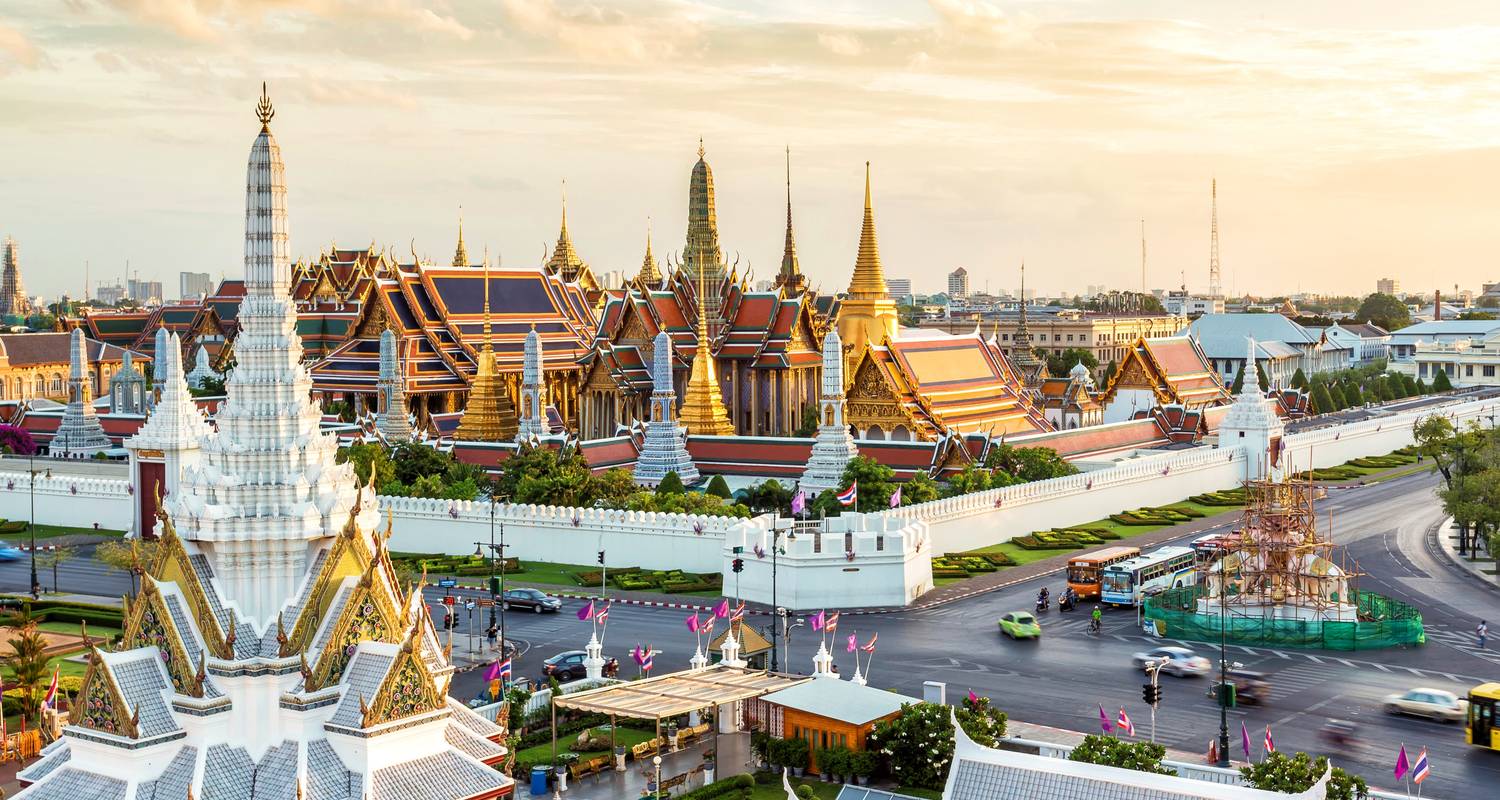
[180,271,213,299]
[1,235,32,319]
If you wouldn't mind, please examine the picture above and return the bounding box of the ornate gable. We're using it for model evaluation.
[74,648,140,739]
[844,349,918,434]
[352,294,394,339]
[122,578,200,696]
[287,505,376,656]
[148,511,232,659]
[364,629,443,727]
[309,537,403,690]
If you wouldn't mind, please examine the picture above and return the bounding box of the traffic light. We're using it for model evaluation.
[488,576,501,596]
[597,550,606,565]
[732,558,744,573]
[1142,683,1162,706]
[1217,682,1236,709]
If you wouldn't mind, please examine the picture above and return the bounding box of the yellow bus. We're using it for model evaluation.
[1066,546,1141,600]
[1468,683,1499,750]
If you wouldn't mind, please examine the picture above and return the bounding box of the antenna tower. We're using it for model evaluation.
[1209,179,1222,299]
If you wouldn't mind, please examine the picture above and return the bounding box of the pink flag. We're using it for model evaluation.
[1241,721,1251,761]
[889,486,902,508]
[791,490,807,516]
[967,689,979,705]
[1394,744,1409,782]
[576,599,595,621]
[631,644,645,666]
[484,659,502,682]
[810,610,825,632]
[1098,704,1113,735]
[846,634,857,653]
[712,598,730,619]
[686,613,701,633]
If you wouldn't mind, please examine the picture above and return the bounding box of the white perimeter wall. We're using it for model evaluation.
[379,496,735,573]
[0,469,131,531]
[886,394,1500,555]
[721,513,933,610]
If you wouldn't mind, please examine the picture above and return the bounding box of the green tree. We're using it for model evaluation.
[1432,368,1453,392]
[957,693,1008,747]
[656,471,686,495]
[1240,751,1368,800]
[1044,348,1099,379]
[903,472,941,505]
[946,463,993,496]
[794,405,819,437]
[336,442,396,488]
[1353,292,1411,331]
[1101,359,1118,385]
[743,479,792,514]
[1289,368,1308,390]
[1309,383,1336,415]
[1413,414,1460,488]
[808,489,844,519]
[189,375,227,397]
[1459,311,1497,320]
[1231,364,1245,394]
[1255,362,1270,392]
[4,606,51,726]
[985,443,1078,482]
[706,475,732,499]
[593,468,638,507]
[392,441,458,487]
[841,456,896,513]
[867,702,958,790]
[1399,373,1418,396]
[1067,734,1175,776]
[1416,377,1429,394]
[36,546,78,594]
[1341,383,1364,408]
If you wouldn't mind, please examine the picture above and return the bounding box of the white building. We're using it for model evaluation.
[1376,277,1400,296]
[1319,322,1389,366]
[1164,290,1225,317]
[947,267,969,299]
[885,277,912,302]
[1186,313,1350,387]
[1387,318,1500,367]
[18,87,512,800]
[1407,329,1500,387]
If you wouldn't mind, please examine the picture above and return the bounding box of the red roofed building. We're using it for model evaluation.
[1097,335,1231,423]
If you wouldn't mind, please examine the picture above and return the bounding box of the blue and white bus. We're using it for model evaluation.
[1099,546,1198,607]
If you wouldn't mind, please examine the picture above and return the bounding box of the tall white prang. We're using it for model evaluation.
[516,324,548,443]
[634,330,700,486]
[165,88,376,629]
[800,328,858,495]
[50,328,113,458]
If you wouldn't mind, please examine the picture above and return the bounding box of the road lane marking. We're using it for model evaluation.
[1338,659,1356,668]
[1305,654,1324,664]
[1373,663,1390,672]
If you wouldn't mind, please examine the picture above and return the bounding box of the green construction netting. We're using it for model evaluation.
[1143,587,1424,651]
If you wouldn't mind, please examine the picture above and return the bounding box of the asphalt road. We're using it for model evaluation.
[451,469,1500,797]
[7,469,1498,795]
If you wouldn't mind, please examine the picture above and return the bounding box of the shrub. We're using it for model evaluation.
[0,520,26,533]
[1068,734,1176,775]
[1240,751,1368,800]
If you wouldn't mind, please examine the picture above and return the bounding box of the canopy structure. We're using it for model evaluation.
[553,666,809,720]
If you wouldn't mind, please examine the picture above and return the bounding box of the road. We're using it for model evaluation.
[450,469,1500,797]
[7,470,1498,796]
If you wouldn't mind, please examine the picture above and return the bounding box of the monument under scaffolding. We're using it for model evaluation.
[1145,476,1424,651]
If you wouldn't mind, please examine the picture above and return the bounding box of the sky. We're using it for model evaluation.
[5,1,1500,301]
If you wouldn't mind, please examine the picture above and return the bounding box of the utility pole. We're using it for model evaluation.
[1216,543,1230,767]
[1140,219,1147,295]
[1209,178,1222,300]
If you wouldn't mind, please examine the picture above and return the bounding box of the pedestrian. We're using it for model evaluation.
[486,624,499,653]
[1479,620,1489,650]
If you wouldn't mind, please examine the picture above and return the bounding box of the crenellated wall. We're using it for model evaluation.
[0,466,132,531]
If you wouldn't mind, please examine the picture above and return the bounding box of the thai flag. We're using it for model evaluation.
[498,658,512,681]
[730,603,746,623]
[43,669,58,709]
[860,633,877,653]
[642,646,654,672]
[837,482,858,507]
[1412,749,1429,785]
[702,617,715,640]
[1263,725,1275,755]
[595,603,610,625]
[825,612,839,634]
[484,658,510,682]
[1117,707,1135,737]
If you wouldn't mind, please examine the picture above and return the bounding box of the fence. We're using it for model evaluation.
[1144,587,1425,651]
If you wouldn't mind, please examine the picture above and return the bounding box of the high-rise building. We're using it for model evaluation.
[947,267,970,298]
[127,278,163,304]
[0,236,31,319]
[180,270,212,299]
[885,277,912,301]
[96,283,127,306]
[1377,278,1401,296]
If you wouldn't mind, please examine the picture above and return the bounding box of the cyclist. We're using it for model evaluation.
[1090,605,1103,634]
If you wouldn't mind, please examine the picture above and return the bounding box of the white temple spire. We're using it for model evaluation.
[516,324,548,443]
[799,328,858,494]
[51,328,113,457]
[633,330,700,486]
[375,327,412,442]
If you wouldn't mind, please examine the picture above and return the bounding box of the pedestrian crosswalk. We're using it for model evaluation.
[1257,663,1327,703]
[1425,627,1500,667]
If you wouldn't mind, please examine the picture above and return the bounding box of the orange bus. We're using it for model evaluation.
[1067,546,1142,599]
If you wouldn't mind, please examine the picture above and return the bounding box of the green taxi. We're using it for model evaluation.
[998,611,1041,640]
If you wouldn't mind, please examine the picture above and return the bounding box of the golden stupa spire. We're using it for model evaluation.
[638,217,662,286]
[678,242,735,436]
[255,82,274,130]
[452,207,469,267]
[847,161,888,299]
[454,256,518,440]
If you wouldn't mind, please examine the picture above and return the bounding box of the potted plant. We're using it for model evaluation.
[851,751,876,786]
[751,732,771,769]
[827,747,849,783]
[815,748,831,782]
[702,749,716,783]
[787,739,809,778]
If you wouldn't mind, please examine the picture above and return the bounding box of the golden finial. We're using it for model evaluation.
[482,256,492,350]
[697,137,705,160]
[300,651,314,688]
[560,179,568,234]
[864,161,872,210]
[255,82,275,129]
[358,693,371,727]
[193,651,207,697]
[385,506,395,540]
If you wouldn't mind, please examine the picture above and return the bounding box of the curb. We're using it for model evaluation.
[1430,516,1499,592]
[17,544,63,552]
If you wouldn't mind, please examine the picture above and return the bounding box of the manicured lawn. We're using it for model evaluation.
[749,778,842,799]
[36,620,120,639]
[0,523,125,542]
[511,724,655,764]
[894,786,943,799]
[452,560,593,589]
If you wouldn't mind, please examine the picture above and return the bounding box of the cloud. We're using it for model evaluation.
[817,32,863,57]
[0,21,44,73]
[98,0,474,42]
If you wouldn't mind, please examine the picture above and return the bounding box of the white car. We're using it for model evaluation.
[1383,688,1466,723]
[1131,646,1211,677]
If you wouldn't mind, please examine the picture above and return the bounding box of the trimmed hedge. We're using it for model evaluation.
[1189,489,1247,507]
[0,520,27,533]
[1012,528,1109,550]
[592,568,722,594]
[676,774,754,800]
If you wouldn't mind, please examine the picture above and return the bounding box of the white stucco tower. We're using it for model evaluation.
[51,328,113,457]
[516,324,548,443]
[127,332,212,535]
[799,328,858,494]
[374,327,412,442]
[1219,336,1285,481]
[166,87,377,629]
[633,330,700,486]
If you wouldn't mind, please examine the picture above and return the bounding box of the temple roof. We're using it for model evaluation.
[1100,335,1230,409]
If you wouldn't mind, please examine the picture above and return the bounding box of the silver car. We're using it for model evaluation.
[1131,646,1211,677]
[1383,688,1466,723]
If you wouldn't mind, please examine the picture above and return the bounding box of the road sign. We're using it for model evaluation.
[442,596,456,606]
[478,599,495,607]
[465,601,476,611]
[438,578,458,588]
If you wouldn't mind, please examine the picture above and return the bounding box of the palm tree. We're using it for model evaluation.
[4,604,51,726]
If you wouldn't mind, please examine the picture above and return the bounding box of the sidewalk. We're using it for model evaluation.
[548,732,749,799]
[1433,516,1498,589]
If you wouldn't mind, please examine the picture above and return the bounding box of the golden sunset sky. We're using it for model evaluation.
[5,1,1500,300]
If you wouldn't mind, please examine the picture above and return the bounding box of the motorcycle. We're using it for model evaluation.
[1318,719,1355,750]
[1035,596,1050,613]
[1060,594,1076,612]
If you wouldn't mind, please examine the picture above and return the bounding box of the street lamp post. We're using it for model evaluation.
[28,452,39,599]
[652,754,663,800]
[1216,544,1230,768]
[473,493,509,660]
[768,518,794,672]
